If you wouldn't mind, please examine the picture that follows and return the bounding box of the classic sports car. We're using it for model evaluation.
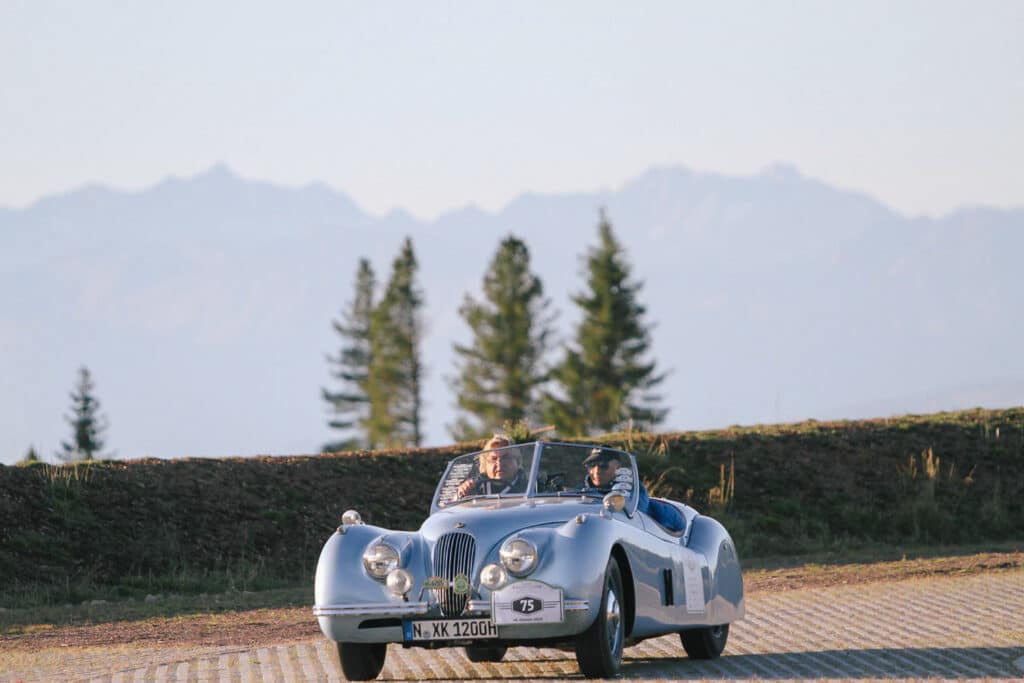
[313,441,744,679]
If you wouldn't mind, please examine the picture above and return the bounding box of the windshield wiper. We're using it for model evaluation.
[443,494,489,506]
[444,492,526,506]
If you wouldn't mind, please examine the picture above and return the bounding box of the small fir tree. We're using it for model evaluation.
[58,366,109,461]
[322,259,375,451]
[366,238,425,448]
[449,235,555,440]
[543,210,667,435]
[21,445,40,464]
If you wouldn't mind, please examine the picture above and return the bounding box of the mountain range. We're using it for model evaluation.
[2,163,1022,464]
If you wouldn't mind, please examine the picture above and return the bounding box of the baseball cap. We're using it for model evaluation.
[582,446,620,466]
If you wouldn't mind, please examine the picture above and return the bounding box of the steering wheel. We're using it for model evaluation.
[460,474,499,496]
[540,472,566,492]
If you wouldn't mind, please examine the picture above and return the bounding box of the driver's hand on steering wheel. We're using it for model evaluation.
[456,476,479,498]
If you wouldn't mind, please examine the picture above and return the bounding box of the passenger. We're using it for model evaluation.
[581,446,685,533]
[456,435,528,497]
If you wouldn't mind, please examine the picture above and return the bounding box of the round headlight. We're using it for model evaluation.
[500,538,537,576]
[341,509,363,525]
[362,543,400,579]
[603,491,626,512]
[480,563,509,590]
[386,568,414,596]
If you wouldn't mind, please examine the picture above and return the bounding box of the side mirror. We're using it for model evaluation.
[603,491,626,512]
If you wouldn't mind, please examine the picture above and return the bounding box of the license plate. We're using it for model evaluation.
[403,618,498,641]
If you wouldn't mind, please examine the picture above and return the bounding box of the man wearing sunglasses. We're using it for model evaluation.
[581,446,684,532]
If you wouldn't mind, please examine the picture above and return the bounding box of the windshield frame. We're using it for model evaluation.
[430,440,639,517]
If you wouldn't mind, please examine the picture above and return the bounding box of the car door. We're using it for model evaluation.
[638,510,711,627]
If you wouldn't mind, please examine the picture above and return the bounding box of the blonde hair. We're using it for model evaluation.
[483,434,512,450]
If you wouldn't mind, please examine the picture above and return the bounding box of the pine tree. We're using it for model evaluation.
[543,210,667,435]
[322,259,375,451]
[450,235,555,440]
[58,366,109,461]
[20,445,40,464]
[366,238,425,448]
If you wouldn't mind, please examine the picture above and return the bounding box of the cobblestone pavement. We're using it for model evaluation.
[5,569,1023,682]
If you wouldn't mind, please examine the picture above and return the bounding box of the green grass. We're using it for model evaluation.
[0,584,312,633]
[0,560,303,613]
[741,538,1024,571]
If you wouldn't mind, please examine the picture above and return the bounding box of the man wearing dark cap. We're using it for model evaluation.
[581,446,685,532]
[581,447,623,490]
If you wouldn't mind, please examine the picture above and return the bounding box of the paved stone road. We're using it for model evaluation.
[6,569,1024,682]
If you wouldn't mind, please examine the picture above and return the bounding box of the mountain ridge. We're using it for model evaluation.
[1,163,1021,463]
[5,161,990,223]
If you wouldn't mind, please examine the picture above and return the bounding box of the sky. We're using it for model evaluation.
[2,1,1022,219]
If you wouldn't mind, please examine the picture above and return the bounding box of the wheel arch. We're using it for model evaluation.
[610,543,636,638]
[687,515,745,622]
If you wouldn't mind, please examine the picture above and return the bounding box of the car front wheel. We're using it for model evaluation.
[575,558,625,678]
[335,642,387,680]
[680,624,729,659]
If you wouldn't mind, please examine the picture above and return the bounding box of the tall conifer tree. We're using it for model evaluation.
[543,210,667,434]
[366,238,425,447]
[322,258,375,451]
[449,235,555,440]
[58,366,109,461]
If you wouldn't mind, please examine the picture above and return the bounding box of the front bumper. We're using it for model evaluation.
[313,601,431,617]
[314,599,592,644]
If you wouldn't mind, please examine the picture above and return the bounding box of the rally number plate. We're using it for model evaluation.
[403,618,498,641]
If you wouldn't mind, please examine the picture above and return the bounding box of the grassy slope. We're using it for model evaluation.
[1,407,1022,607]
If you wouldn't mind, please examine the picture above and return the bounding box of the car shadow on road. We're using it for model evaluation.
[620,646,1024,679]
[374,645,1024,681]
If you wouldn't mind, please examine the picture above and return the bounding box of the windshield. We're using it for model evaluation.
[433,441,637,510]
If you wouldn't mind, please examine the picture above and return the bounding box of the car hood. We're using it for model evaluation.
[418,496,602,546]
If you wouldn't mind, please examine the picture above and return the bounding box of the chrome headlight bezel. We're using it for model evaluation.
[362,542,400,579]
[386,568,414,596]
[499,538,538,576]
[480,562,509,590]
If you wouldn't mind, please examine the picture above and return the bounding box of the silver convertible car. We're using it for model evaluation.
[314,441,744,679]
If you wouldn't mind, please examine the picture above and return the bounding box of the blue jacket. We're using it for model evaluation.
[636,484,685,533]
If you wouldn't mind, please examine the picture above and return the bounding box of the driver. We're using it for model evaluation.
[581,446,685,532]
[456,435,528,497]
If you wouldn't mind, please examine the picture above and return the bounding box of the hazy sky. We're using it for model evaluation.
[2,1,1022,219]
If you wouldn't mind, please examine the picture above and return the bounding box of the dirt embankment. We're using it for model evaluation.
[3,551,1020,652]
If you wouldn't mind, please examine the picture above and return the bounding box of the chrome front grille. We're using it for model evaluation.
[432,532,476,616]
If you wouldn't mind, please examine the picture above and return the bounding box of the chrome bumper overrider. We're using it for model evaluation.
[313,599,589,618]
